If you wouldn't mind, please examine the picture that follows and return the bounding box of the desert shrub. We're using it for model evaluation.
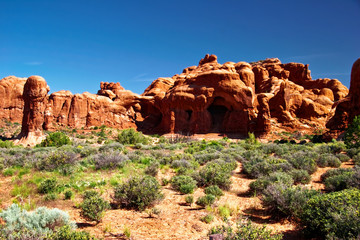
[117,128,149,145]
[335,153,350,162]
[171,175,197,194]
[285,150,318,174]
[250,172,294,193]
[2,167,15,176]
[218,205,231,220]
[193,150,222,165]
[171,159,192,169]
[99,142,124,152]
[289,169,311,184]
[209,219,283,240]
[322,167,360,192]
[185,195,194,205]
[354,153,360,166]
[262,183,319,217]
[113,175,163,211]
[38,178,58,194]
[64,190,73,200]
[44,193,58,201]
[201,214,214,223]
[316,153,341,167]
[196,194,216,207]
[204,185,224,198]
[38,132,71,147]
[344,115,360,149]
[300,188,360,239]
[35,151,77,174]
[80,191,110,223]
[144,161,160,176]
[0,204,76,235]
[198,160,236,190]
[0,139,15,148]
[243,157,293,178]
[91,152,128,170]
[51,225,97,240]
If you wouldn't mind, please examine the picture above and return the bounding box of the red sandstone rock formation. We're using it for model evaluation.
[44,81,149,130]
[0,76,27,123]
[140,55,349,135]
[16,76,50,145]
[0,55,352,140]
[326,58,360,132]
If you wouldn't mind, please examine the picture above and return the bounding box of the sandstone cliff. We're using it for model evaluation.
[0,54,353,143]
[139,55,348,136]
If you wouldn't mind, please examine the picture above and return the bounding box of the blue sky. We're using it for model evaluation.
[1,0,359,94]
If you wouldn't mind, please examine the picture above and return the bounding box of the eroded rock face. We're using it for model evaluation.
[326,58,360,132]
[16,76,50,145]
[140,55,349,135]
[44,81,148,130]
[0,76,27,123]
[0,55,352,141]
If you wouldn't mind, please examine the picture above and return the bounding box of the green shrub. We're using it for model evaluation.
[117,128,149,145]
[2,167,15,176]
[354,153,360,166]
[198,160,236,190]
[218,205,231,220]
[93,153,128,170]
[344,115,360,149]
[289,169,311,184]
[51,225,97,240]
[335,153,350,162]
[262,183,320,217]
[316,153,341,167]
[171,175,197,194]
[144,161,160,176]
[250,172,294,193]
[243,157,293,179]
[209,219,283,240]
[0,204,76,235]
[300,188,360,239]
[201,214,214,223]
[64,190,73,200]
[204,185,224,198]
[0,139,15,148]
[196,194,216,207]
[80,192,110,223]
[185,195,194,205]
[285,151,318,174]
[113,175,163,211]
[322,167,360,192]
[44,193,58,201]
[35,151,77,174]
[38,178,58,194]
[38,132,71,147]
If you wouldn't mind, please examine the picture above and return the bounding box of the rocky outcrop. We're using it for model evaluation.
[0,55,352,141]
[44,81,149,130]
[326,58,360,132]
[140,54,349,135]
[0,76,27,123]
[15,76,50,145]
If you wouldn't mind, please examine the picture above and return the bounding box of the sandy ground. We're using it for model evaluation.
[0,158,355,240]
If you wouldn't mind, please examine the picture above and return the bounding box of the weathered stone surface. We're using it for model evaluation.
[0,76,27,122]
[140,55,349,135]
[16,76,50,145]
[0,55,353,141]
[327,58,360,132]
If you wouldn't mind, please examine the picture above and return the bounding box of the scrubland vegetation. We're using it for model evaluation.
[0,124,359,239]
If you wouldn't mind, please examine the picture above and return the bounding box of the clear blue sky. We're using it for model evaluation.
[1,0,359,94]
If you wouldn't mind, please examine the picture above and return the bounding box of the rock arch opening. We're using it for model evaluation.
[207,97,229,132]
